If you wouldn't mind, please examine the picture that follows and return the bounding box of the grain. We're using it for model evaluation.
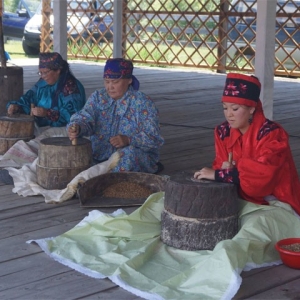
[281,243,300,252]
[102,181,152,199]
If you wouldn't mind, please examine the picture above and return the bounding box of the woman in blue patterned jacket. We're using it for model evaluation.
[7,52,86,127]
[0,52,86,185]
[67,58,164,174]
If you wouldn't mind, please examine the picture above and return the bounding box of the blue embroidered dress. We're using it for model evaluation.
[68,86,164,173]
[7,77,86,127]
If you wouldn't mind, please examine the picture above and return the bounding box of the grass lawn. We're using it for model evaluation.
[4,39,29,59]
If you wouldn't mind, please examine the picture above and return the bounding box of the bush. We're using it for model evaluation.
[4,0,19,12]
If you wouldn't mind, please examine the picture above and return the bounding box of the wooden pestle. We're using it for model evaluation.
[228,152,233,164]
[71,124,78,146]
[30,103,35,116]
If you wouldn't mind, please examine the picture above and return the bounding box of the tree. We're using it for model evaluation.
[3,0,19,12]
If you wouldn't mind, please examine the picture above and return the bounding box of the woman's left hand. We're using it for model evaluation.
[31,107,48,117]
[194,167,215,180]
[221,161,235,169]
[110,135,130,148]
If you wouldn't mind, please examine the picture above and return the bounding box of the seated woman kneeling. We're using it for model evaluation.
[0,52,86,185]
[7,52,86,128]
[67,58,164,174]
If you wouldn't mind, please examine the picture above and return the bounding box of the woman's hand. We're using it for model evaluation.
[31,106,48,117]
[7,104,19,115]
[194,167,215,180]
[68,124,80,141]
[110,135,130,148]
[221,152,235,169]
[221,161,235,169]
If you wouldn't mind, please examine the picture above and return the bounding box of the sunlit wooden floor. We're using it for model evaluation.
[1,58,300,299]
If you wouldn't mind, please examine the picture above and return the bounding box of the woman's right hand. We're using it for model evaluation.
[7,104,19,115]
[68,124,80,140]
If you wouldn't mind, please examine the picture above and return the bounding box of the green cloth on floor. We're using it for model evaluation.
[29,192,300,300]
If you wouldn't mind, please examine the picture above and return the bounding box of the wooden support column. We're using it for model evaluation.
[0,0,5,68]
[0,0,23,115]
[217,0,229,74]
[255,0,277,120]
[113,0,123,58]
[53,0,67,60]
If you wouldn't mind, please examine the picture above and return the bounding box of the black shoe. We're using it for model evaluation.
[0,169,14,185]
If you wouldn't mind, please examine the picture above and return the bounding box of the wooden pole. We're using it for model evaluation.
[0,0,7,68]
[71,124,77,146]
[41,0,52,53]
[216,0,229,74]
[255,0,277,120]
[228,152,233,164]
[30,103,35,116]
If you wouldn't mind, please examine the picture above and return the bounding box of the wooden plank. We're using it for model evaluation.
[245,278,300,299]
[0,253,125,299]
[0,59,300,299]
[236,265,300,299]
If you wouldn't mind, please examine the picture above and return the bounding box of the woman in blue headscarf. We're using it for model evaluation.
[67,58,164,174]
[7,52,86,127]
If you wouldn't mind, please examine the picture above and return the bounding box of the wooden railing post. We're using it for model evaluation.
[217,0,229,74]
[41,0,52,53]
[0,0,6,68]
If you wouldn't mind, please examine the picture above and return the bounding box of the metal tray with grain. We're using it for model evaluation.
[78,172,168,207]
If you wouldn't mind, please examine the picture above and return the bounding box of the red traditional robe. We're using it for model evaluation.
[213,101,300,215]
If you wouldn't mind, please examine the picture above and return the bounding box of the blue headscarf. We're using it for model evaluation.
[38,52,77,108]
[103,58,140,90]
[39,52,64,69]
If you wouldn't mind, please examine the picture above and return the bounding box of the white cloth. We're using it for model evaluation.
[7,151,120,203]
[2,127,120,203]
[0,127,67,168]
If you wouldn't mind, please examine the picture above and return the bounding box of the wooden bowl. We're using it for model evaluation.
[275,238,300,269]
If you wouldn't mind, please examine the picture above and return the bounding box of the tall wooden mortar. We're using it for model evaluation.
[0,2,24,116]
[161,171,239,251]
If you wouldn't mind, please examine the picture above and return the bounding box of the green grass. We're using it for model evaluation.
[3,39,29,59]
[3,38,249,73]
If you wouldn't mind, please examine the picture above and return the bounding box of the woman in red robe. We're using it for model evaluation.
[194,73,300,215]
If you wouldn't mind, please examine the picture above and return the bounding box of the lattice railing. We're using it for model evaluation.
[40,0,300,77]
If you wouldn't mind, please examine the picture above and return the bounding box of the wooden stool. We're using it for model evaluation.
[161,171,239,250]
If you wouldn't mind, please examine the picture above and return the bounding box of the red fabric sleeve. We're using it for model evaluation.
[238,133,288,198]
[212,127,229,170]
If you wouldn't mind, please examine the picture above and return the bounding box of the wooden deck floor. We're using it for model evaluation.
[1,58,300,299]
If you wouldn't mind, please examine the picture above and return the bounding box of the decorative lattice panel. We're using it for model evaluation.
[40,0,300,77]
